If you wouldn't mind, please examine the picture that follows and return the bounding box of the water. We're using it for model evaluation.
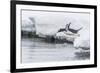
[21,37,90,63]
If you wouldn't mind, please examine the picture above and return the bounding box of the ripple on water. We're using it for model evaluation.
[21,38,90,63]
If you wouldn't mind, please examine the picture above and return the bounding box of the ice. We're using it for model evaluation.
[74,26,90,49]
[55,31,79,42]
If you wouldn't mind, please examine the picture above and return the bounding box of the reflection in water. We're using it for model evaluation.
[21,38,90,63]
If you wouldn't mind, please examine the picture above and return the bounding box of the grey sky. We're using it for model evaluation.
[22,10,90,35]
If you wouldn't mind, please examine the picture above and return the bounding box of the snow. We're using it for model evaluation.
[74,26,90,49]
[55,31,79,42]
[22,18,36,32]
